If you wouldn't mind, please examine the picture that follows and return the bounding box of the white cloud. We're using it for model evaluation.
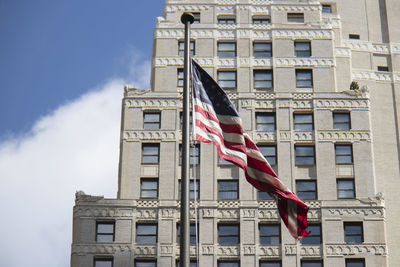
[0,58,150,266]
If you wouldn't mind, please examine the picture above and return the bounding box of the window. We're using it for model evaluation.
[254,70,273,89]
[294,113,313,131]
[142,144,160,164]
[177,223,197,245]
[288,13,304,23]
[218,71,236,90]
[96,222,114,243]
[295,41,311,57]
[295,145,315,165]
[256,112,276,131]
[253,16,270,24]
[296,180,317,200]
[301,224,321,244]
[253,42,272,58]
[218,261,240,267]
[135,260,156,267]
[136,224,157,244]
[296,69,313,88]
[218,180,238,199]
[218,42,236,58]
[377,66,389,71]
[94,258,113,267]
[346,259,365,267]
[143,112,161,130]
[322,4,332,13]
[258,190,273,200]
[178,41,195,57]
[179,144,200,165]
[344,222,363,244]
[333,112,351,130]
[218,157,234,165]
[179,180,200,200]
[258,145,277,166]
[260,261,282,267]
[141,179,158,198]
[259,224,280,245]
[218,16,236,24]
[192,12,200,23]
[218,224,239,245]
[335,145,353,164]
[301,260,323,267]
[349,34,360,40]
[177,68,184,87]
[337,179,355,199]
[177,260,197,267]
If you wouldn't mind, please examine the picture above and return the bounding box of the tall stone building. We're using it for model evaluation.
[71,0,400,266]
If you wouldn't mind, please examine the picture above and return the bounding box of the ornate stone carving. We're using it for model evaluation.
[218,209,239,219]
[326,244,387,256]
[335,48,351,57]
[73,207,133,218]
[241,209,256,218]
[71,244,132,254]
[218,200,240,208]
[275,58,334,67]
[165,4,210,12]
[123,131,176,141]
[327,208,384,217]
[259,245,281,256]
[284,245,297,255]
[259,201,277,209]
[279,131,291,141]
[315,99,369,109]
[293,100,313,108]
[307,209,321,220]
[160,245,173,255]
[136,209,157,220]
[137,200,159,208]
[258,209,279,220]
[201,245,215,255]
[318,131,371,142]
[300,245,322,256]
[217,245,240,256]
[293,132,314,142]
[243,245,256,255]
[254,132,276,142]
[271,5,320,11]
[161,208,175,218]
[125,99,180,108]
[202,209,215,218]
[353,70,392,82]
[134,245,157,256]
[273,29,332,39]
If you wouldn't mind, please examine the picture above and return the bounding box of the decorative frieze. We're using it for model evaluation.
[161,208,175,218]
[160,245,174,255]
[125,99,180,108]
[123,131,176,141]
[307,209,321,220]
[275,58,334,67]
[284,245,297,255]
[201,245,215,255]
[218,200,240,208]
[327,208,384,218]
[259,245,281,256]
[315,99,369,109]
[218,245,240,256]
[273,29,332,39]
[73,207,133,218]
[326,244,387,256]
[202,208,215,218]
[271,5,320,12]
[254,132,276,142]
[335,47,351,57]
[165,4,210,12]
[134,245,157,256]
[353,70,392,82]
[137,200,159,208]
[318,130,371,142]
[71,244,132,254]
[300,245,322,257]
[136,209,157,220]
[242,245,256,255]
[218,209,239,219]
[241,209,257,218]
[258,209,279,220]
[258,201,277,209]
[293,100,313,108]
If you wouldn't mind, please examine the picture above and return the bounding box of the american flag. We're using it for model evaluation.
[191,60,309,239]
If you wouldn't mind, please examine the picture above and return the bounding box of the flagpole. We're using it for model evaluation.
[180,12,194,267]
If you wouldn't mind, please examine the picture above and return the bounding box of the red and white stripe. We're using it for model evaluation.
[194,99,309,239]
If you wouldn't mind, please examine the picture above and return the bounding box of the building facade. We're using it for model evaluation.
[71,0,400,266]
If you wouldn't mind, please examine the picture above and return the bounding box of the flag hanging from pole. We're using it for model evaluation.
[191,60,309,239]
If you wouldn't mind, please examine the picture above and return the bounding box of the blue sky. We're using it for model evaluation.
[0,0,164,137]
[0,1,165,266]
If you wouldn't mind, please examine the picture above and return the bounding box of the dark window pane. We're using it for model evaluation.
[333,113,350,130]
[322,4,332,13]
[337,179,355,199]
[258,190,273,200]
[260,224,280,245]
[142,144,159,164]
[218,180,238,199]
[295,146,315,165]
[254,43,272,58]
[218,43,236,58]
[346,259,365,267]
[218,225,239,245]
[336,145,353,164]
[254,70,273,89]
[218,262,239,267]
[344,222,363,244]
[296,70,313,88]
[297,180,317,200]
[260,262,281,267]
[137,224,157,244]
[141,179,158,198]
[294,114,313,131]
[301,225,321,244]
[258,145,277,165]
[301,260,323,267]
[178,41,195,56]
[288,13,304,23]
[177,261,197,267]
[95,259,113,267]
[218,71,236,89]
[295,42,311,57]
[253,17,270,24]
[135,261,156,267]
[256,113,275,131]
[96,222,114,243]
[177,224,197,245]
